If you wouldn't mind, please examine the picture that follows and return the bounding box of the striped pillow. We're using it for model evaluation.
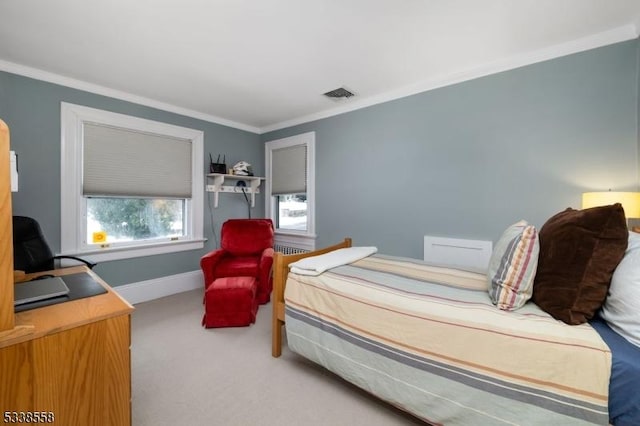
[487,220,539,310]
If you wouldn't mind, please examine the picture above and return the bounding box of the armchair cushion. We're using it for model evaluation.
[215,255,261,279]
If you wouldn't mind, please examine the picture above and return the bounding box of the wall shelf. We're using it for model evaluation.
[205,173,264,208]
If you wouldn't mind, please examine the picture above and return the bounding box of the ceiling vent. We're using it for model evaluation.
[323,87,355,101]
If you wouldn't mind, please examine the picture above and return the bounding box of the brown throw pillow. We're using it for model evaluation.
[532,204,628,325]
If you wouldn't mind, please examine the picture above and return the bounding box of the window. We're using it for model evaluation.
[61,103,204,261]
[275,194,307,231]
[265,132,315,250]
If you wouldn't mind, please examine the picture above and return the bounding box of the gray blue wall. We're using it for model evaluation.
[263,40,640,259]
[0,71,264,286]
[2,39,638,281]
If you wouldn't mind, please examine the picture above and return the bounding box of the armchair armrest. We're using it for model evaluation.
[200,249,229,289]
[257,247,275,303]
[259,247,274,273]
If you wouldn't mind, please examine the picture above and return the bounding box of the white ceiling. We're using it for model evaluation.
[1,1,639,134]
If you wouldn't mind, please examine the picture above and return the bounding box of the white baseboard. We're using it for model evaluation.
[113,270,203,305]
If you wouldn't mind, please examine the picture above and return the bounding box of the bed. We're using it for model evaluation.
[271,238,639,425]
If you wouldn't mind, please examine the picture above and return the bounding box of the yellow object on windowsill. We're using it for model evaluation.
[92,231,107,243]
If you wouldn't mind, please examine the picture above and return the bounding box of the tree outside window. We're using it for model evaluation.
[87,198,184,242]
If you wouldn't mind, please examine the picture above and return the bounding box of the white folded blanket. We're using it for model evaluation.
[289,246,378,276]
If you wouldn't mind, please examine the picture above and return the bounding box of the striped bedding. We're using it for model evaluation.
[284,254,612,425]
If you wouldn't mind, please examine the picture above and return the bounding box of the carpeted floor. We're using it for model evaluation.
[131,289,425,426]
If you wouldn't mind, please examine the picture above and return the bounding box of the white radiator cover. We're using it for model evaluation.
[274,233,315,254]
[423,236,492,271]
[274,243,309,255]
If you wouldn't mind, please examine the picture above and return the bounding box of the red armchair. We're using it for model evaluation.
[200,219,274,305]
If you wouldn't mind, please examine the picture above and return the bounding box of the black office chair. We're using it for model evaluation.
[12,216,96,273]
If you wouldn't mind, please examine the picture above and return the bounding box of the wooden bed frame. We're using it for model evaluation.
[271,237,352,357]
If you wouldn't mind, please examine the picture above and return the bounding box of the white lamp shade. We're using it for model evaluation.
[582,192,640,219]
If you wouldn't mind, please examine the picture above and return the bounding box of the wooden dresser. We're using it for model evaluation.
[0,119,134,425]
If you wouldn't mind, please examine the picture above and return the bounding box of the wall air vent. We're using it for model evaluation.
[323,87,355,100]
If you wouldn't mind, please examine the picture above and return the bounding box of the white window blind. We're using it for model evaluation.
[271,144,306,195]
[83,123,192,198]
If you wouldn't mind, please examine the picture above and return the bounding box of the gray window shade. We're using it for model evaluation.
[83,123,192,198]
[272,145,306,195]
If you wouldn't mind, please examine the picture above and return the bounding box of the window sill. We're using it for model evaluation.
[58,239,206,263]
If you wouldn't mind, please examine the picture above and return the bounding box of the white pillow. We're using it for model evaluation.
[600,231,640,348]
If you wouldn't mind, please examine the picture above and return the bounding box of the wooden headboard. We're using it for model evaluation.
[0,119,14,333]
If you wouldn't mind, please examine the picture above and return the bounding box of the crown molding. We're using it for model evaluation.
[0,23,637,136]
[259,24,639,134]
[0,59,261,134]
